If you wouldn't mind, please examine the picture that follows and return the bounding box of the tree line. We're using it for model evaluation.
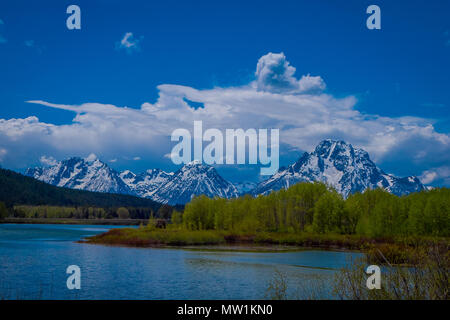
[177,182,449,237]
[0,168,161,210]
[5,203,176,220]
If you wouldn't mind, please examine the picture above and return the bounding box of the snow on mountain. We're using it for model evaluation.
[252,139,425,198]
[26,158,239,205]
[151,160,239,205]
[119,168,173,198]
[25,140,426,205]
[25,154,133,195]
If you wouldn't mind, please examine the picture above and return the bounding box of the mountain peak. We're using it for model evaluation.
[180,160,212,173]
[26,155,132,195]
[25,155,237,205]
[253,139,425,198]
[186,159,203,166]
[314,139,352,158]
[152,161,237,205]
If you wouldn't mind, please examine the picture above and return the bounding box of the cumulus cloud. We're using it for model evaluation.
[255,52,325,94]
[298,74,326,94]
[0,53,448,181]
[116,32,142,53]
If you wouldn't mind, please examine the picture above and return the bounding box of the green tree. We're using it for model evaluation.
[171,210,183,225]
[0,202,8,220]
[312,192,345,233]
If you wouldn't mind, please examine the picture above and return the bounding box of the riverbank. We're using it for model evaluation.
[0,217,146,225]
[82,227,449,264]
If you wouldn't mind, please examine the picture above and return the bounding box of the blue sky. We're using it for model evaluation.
[0,0,449,186]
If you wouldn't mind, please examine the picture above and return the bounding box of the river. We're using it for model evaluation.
[0,224,362,299]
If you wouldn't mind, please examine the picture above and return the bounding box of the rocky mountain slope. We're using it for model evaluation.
[252,139,425,197]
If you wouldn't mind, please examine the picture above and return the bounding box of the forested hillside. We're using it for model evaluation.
[0,168,161,210]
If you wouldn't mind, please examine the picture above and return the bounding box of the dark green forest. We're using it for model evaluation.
[180,182,449,237]
[0,168,162,218]
[0,168,160,208]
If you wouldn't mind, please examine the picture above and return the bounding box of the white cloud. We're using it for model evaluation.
[420,166,450,185]
[0,53,448,180]
[85,153,98,162]
[298,74,326,94]
[255,52,325,94]
[39,155,58,166]
[133,156,141,161]
[109,158,118,163]
[116,32,142,53]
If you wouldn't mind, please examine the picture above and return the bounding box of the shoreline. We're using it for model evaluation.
[81,227,449,265]
[78,238,360,254]
[0,217,146,226]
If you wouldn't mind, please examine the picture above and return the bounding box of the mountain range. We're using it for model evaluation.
[26,157,238,205]
[25,140,426,204]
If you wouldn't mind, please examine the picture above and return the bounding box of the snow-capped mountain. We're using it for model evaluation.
[119,169,173,198]
[26,154,133,195]
[26,157,238,205]
[25,140,425,205]
[252,139,425,198]
[151,160,239,205]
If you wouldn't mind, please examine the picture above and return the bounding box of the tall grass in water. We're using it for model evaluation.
[333,245,449,300]
[86,224,226,246]
[266,245,449,300]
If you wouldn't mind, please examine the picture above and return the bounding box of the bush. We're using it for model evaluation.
[333,245,449,300]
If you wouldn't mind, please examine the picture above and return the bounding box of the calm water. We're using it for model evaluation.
[0,224,361,299]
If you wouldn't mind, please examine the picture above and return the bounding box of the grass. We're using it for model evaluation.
[83,225,449,265]
[84,227,226,246]
[265,244,449,300]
